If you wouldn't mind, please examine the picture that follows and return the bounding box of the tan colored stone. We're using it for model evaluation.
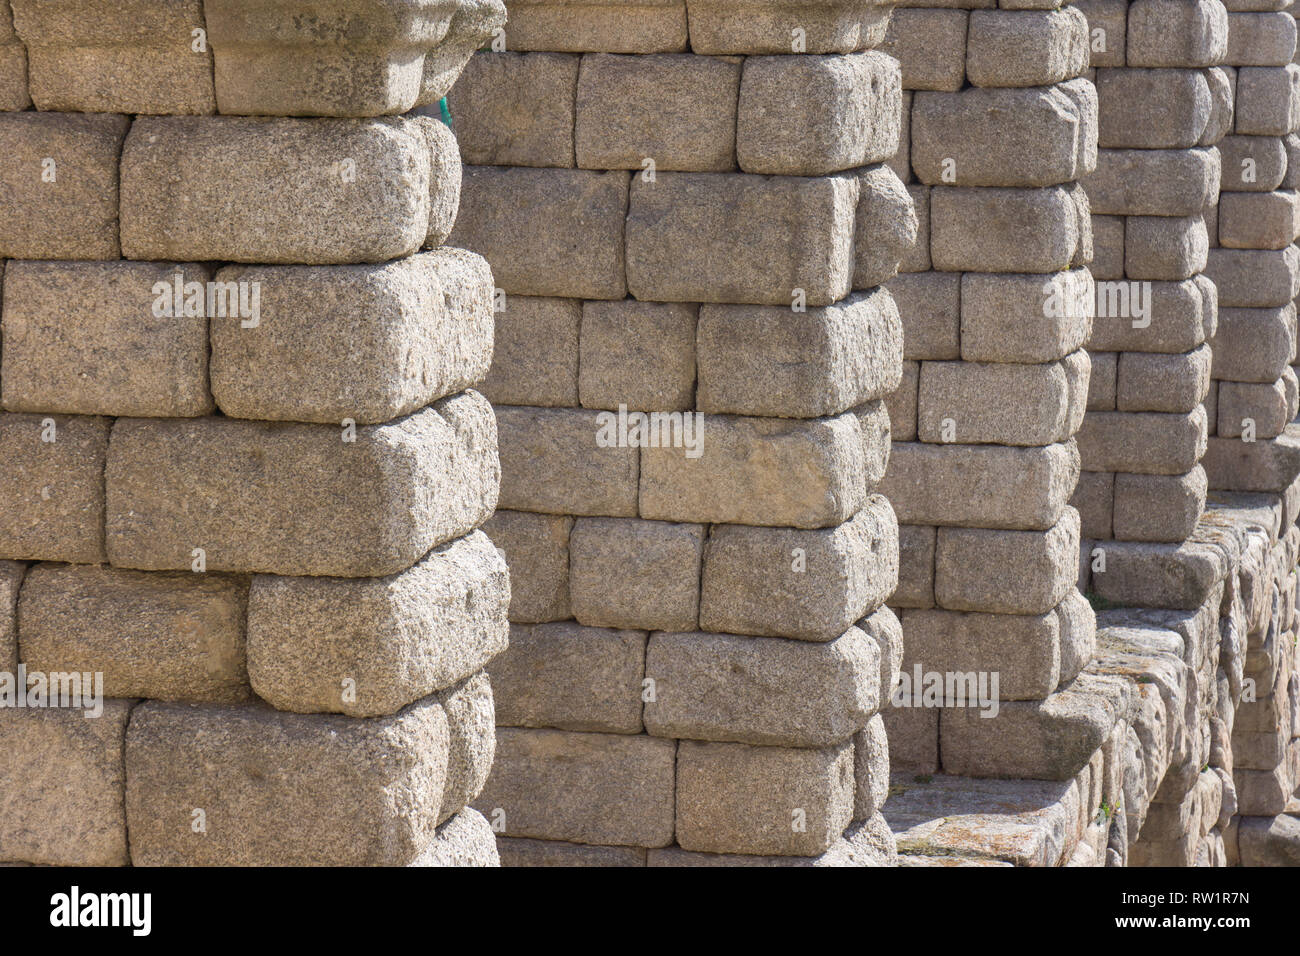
[0,702,133,866]
[580,300,697,411]
[577,53,740,171]
[246,531,508,717]
[474,728,676,846]
[699,496,898,641]
[697,289,902,418]
[19,564,250,703]
[480,296,581,407]
[106,392,498,577]
[1,261,213,418]
[448,51,579,168]
[211,250,492,424]
[676,739,854,856]
[481,510,572,622]
[644,627,879,746]
[935,509,1080,615]
[126,699,450,865]
[496,406,639,517]
[0,112,127,260]
[0,413,109,565]
[570,518,703,631]
[490,622,645,733]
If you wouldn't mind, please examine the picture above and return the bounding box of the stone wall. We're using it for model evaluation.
[2,0,1300,868]
[0,0,506,866]
[446,0,910,864]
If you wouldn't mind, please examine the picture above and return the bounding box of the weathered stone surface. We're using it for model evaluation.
[490,622,645,733]
[697,289,902,418]
[475,728,676,846]
[1075,406,1209,475]
[854,164,918,289]
[881,441,1078,531]
[13,0,214,114]
[1218,134,1289,191]
[1237,813,1300,865]
[503,0,688,53]
[0,3,30,111]
[639,409,878,528]
[1113,469,1208,543]
[0,112,128,260]
[676,739,854,856]
[496,406,639,517]
[480,296,581,408]
[1225,11,1297,66]
[941,675,1124,780]
[570,518,703,631]
[626,171,857,306]
[853,714,890,821]
[1205,247,1300,308]
[246,531,509,717]
[1124,214,1209,281]
[0,562,21,675]
[481,510,571,622]
[435,672,496,824]
[19,564,250,703]
[0,702,133,866]
[934,509,1080,615]
[126,699,450,865]
[685,0,891,54]
[106,392,498,577]
[497,837,647,867]
[700,496,898,641]
[1125,0,1228,68]
[202,0,503,115]
[211,250,493,424]
[412,808,501,867]
[965,8,1090,88]
[930,186,1088,274]
[1212,307,1296,382]
[451,165,628,298]
[1085,147,1220,217]
[577,53,739,171]
[881,8,968,91]
[0,413,109,565]
[121,116,432,264]
[1116,345,1212,413]
[737,52,899,176]
[644,628,879,747]
[580,300,698,412]
[448,51,579,168]
[1096,68,1211,149]
[902,607,1061,701]
[1,260,212,418]
[1218,189,1300,250]
[917,357,1080,446]
[960,270,1092,363]
[1235,65,1300,136]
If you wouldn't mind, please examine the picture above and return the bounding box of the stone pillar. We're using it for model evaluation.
[878,0,1101,782]
[1065,0,1235,867]
[1208,1,1300,865]
[448,0,908,864]
[0,0,505,866]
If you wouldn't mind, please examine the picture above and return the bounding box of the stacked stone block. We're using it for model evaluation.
[1072,0,1227,562]
[877,0,1102,785]
[1203,3,1300,498]
[0,0,507,867]
[446,0,909,865]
